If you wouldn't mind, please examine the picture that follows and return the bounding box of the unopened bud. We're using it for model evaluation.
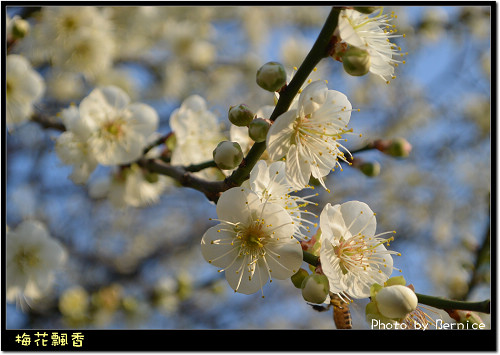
[213,141,243,170]
[301,274,330,304]
[375,285,418,319]
[342,46,371,77]
[385,138,412,158]
[384,276,407,287]
[165,134,177,152]
[291,268,309,289]
[11,18,30,39]
[359,161,381,177]
[144,172,159,184]
[228,104,254,127]
[248,118,271,143]
[353,7,380,14]
[256,61,287,92]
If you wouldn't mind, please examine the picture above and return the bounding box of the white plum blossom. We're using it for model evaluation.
[249,160,318,241]
[266,80,354,190]
[29,6,115,77]
[170,95,226,180]
[201,187,303,296]
[55,105,98,184]
[80,86,159,166]
[6,55,45,126]
[319,201,400,299]
[54,29,115,78]
[7,220,67,303]
[338,8,406,83]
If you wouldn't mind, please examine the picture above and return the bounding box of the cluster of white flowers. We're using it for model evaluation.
[6,6,412,328]
[22,6,115,78]
[202,8,405,300]
[7,220,67,303]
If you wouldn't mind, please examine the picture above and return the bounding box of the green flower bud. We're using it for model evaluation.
[375,285,418,319]
[384,276,407,287]
[213,141,243,170]
[359,161,381,177]
[385,138,412,158]
[301,274,330,304]
[248,118,271,143]
[342,46,371,77]
[291,268,309,289]
[228,104,254,127]
[256,61,287,92]
[144,172,160,184]
[353,7,380,14]
[166,133,177,152]
[11,18,30,39]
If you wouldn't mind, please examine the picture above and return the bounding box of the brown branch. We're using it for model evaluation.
[30,112,66,131]
[138,158,225,202]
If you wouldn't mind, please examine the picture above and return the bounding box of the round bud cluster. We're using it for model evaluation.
[256,61,287,92]
[301,274,330,304]
[248,118,271,143]
[342,46,371,77]
[228,104,254,127]
[212,141,243,170]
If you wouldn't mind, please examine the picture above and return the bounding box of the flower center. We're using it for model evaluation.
[61,16,78,32]
[334,236,369,275]
[239,222,267,251]
[333,233,394,275]
[102,120,124,138]
[15,248,40,273]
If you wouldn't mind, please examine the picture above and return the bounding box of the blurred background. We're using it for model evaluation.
[5,5,491,329]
